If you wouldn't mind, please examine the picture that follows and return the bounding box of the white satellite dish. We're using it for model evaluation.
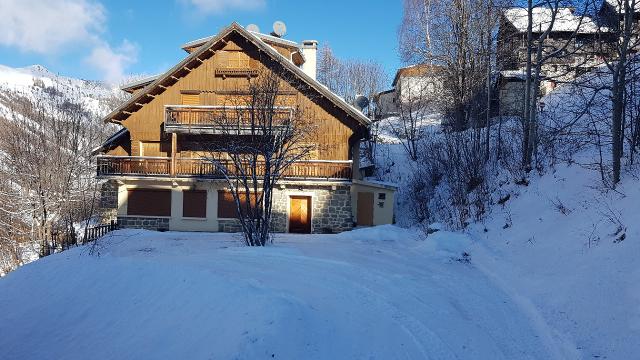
[246,24,260,33]
[272,21,287,37]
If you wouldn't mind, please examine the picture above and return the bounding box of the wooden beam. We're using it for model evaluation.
[134,103,144,107]
[183,66,192,72]
[122,111,133,115]
[171,76,180,81]
[158,84,167,89]
[171,133,177,178]
[146,94,156,98]
[195,58,204,63]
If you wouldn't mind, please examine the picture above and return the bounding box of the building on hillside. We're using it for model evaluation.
[598,0,640,50]
[496,7,612,117]
[374,63,444,119]
[94,23,395,234]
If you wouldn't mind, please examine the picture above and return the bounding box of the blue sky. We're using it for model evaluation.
[0,0,403,85]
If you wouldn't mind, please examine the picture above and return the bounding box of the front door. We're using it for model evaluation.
[357,192,374,226]
[289,196,311,233]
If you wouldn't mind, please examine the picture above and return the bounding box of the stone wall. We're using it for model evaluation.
[99,180,119,223]
[117,216,170,231]
[272,185,353,234]
[218,219,243,233]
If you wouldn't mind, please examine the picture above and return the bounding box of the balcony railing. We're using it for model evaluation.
[164,105,292,134]
[97,156,352,180]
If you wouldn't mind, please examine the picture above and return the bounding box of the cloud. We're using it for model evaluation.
[0,0,106,53]
[84,40,138,85]
[182,0,266,14]
[0,0,138,83]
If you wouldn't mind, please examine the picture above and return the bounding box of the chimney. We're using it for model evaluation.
[301,40,318,80]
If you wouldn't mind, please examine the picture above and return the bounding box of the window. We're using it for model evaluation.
[183,190,207,218]
[378,193,386,200]
[127,189,171,216]
[181,93,200,105]
[217,190,260,218]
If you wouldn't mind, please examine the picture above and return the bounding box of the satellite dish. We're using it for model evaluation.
[272,21,287,37]
[246,24,260,33]
[355,95,370,111]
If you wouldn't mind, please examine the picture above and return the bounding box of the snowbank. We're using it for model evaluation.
[0,229,558,359]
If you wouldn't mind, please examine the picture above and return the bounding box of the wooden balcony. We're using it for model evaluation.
[164,105,292,134]
[97,156,352,180]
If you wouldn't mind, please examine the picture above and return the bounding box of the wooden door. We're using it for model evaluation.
[289,196,311,234]
[357,192,374,226]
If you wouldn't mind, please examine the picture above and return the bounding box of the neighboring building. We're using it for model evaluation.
[375,63,444,118]
[598,0,640,52]
[498,7,605,81]
[373,89,397,119]
[94,23,395,234]
[496,7,610,117]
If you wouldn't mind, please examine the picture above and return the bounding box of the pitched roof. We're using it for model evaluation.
[503,7,600,34]
[602,0,640,14]
[91,127,129,155]
[392,63,444,87]
[182,30,302,52]
[102,23,369,127]
[120,74,159,93]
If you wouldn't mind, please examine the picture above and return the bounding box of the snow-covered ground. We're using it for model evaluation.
[1,227,564,360]
[468,163,640,359]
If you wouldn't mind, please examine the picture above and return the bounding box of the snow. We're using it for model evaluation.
[467,163,640,359]
[504,7,601,34]
[0,228,561,359]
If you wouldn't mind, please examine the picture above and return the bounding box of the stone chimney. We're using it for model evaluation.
[300,40,318,80]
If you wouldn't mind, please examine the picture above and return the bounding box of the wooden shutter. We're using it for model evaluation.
[127,189,171,216]
[181,93,200,105]
[183,190,207,218]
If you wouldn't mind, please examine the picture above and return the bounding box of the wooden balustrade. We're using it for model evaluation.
[97,156,171,177]
[165,105,292,130]
[97,156,352,180]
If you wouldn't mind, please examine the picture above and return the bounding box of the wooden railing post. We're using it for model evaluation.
[171,133,177,177]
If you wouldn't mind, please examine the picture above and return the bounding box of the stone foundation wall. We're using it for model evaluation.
[99,180,119,223]
[272,185,353,234]
[218,219,243,233]
[117,216,170,231]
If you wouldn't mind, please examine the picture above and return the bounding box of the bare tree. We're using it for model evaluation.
[201,69,318,246]
[0,80,110,266]
[595,0,640,185]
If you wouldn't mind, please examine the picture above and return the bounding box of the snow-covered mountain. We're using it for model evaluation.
[0,64,125,116]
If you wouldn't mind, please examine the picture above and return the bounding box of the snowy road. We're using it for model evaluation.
[0,227,561,359]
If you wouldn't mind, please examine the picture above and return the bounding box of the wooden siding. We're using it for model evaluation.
[120,32,355,161]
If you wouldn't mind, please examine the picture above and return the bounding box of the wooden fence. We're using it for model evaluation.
[41,220,119,257]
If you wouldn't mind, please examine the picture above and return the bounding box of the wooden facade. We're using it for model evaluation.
[97,23,369,180]
[93,23,396,234]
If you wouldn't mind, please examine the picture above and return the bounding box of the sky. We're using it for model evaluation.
[0,0,404,87]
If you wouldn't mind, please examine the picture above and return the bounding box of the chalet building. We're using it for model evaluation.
[375,63,443,119]
[598,0,640,51]
[94,23,396,234]
[496,7,608,116]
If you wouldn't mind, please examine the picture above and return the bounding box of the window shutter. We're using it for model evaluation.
[181,93,200,105]
[183,190,207,218]
[127,189,171,216]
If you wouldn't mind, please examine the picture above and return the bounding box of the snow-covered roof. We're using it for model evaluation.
[120,75,159,92]
[603,0,640,14]
[182,30,301,51]
[503,7,600,34]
